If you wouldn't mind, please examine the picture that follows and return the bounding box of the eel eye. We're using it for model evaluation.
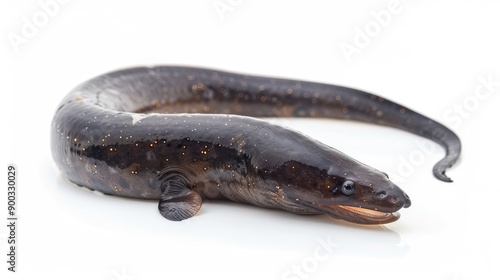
[341,180,355,196]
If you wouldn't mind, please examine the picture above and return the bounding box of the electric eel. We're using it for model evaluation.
[51,66,461,224]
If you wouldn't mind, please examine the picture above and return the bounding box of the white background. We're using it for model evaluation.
[1,1,500,279]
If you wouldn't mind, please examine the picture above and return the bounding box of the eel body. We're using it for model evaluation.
[51,66,460,224]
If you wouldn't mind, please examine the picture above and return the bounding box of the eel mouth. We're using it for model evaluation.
[327,205,401,224]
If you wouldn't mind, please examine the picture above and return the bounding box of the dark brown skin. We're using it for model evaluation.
[51,66,460,224]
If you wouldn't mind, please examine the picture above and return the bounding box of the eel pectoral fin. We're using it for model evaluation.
[158,179,202,221]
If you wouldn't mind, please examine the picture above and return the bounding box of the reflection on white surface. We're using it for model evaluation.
[48,157,413,277]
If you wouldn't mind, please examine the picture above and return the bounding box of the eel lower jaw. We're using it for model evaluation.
[327,205,401,225]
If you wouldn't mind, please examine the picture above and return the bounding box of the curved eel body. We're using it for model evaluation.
[51,66,460,224]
